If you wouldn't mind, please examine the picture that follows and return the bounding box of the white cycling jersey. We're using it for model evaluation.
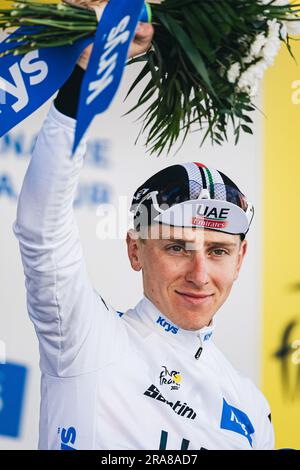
[13,104,275,450]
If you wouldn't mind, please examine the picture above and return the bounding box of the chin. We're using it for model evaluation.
[173,310,213,331]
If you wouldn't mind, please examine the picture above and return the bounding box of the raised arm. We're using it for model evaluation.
[13,69,103,377]
[13,22,154,377]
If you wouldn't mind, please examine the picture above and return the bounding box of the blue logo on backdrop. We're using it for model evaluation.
[0,132,112,206]
[0,174,17,199]
[220,399,255,447]
[0,362,27,438]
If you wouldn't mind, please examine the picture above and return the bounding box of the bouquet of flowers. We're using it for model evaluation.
[0,0,300,154]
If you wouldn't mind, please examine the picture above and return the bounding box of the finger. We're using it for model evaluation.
[134,22,154,39]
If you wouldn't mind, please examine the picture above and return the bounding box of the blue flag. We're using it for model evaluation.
[0,2,150,151]
[0,362,28,438]
[0,27,93,137]
[73,0,146,154]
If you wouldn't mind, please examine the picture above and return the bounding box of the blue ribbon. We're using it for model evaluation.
[73,0,146,154]
[0,1,149,150]
[0,26,92,137]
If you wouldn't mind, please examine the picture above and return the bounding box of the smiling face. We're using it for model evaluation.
[127,224,247,330]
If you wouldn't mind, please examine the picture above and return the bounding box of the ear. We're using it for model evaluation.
[126,230,142,272]
[234,239,248,280]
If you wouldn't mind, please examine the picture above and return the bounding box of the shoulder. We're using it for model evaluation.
[208,341,274,449]
[210,342,270,413]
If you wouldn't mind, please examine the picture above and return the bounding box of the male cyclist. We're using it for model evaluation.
[13,21,274,450]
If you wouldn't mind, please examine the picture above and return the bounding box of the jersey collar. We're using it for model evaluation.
[135,296,215,351]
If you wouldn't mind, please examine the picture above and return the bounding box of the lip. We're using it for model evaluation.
[175,290,214,305]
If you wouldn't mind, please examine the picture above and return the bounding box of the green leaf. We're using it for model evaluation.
[241,124,253,134]
[156,11,214,94]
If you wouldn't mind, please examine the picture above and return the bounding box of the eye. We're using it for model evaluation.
[210,248,228,257]
[167,244,186,253]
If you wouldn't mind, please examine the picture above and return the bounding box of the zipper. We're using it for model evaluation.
[195,334,203,360]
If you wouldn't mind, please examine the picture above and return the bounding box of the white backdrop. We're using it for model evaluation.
[0,62,263,449]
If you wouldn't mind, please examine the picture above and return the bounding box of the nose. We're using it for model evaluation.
[185,251,209,287]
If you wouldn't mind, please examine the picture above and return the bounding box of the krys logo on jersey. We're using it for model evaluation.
[156,316,179,335]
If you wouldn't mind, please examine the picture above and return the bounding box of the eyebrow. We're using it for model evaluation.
[163,238,238,248]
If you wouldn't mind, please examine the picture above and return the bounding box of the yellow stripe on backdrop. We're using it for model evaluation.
[263,42,300,449]
[0,0,12,6]
[0,0,57,7]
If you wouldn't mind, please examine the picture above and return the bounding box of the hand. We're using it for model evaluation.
[127,21,154,59]
[77,8,154,70]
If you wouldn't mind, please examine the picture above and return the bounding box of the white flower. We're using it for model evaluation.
[250,33,267,57]
[227,62,241,83]
[257,19,282,66]
[261,1,300,36]
[262,41,281,65]
[248,79,259,97]
[228,2,299,98]
[237,75,259,98]
[243,33,267,64]
[237,69,254,93]
[250,62,267,80]
[237,60,267,97]
[267,19,281,38]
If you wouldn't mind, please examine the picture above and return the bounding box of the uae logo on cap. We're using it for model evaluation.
[192,205,230,229]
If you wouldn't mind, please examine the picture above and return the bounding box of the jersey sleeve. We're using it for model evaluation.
[254,394,275,449]
[248,380,275,450]
[13,103,121,377]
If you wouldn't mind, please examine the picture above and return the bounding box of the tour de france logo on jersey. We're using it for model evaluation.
[159,366,182,391]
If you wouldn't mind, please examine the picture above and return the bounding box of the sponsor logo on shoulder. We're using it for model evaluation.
[220,399,255,447]
[156,316,179,335]
[203,332,212,342]
[58,426,77,450]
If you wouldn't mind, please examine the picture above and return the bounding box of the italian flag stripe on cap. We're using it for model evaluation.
[204,167,215,199]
